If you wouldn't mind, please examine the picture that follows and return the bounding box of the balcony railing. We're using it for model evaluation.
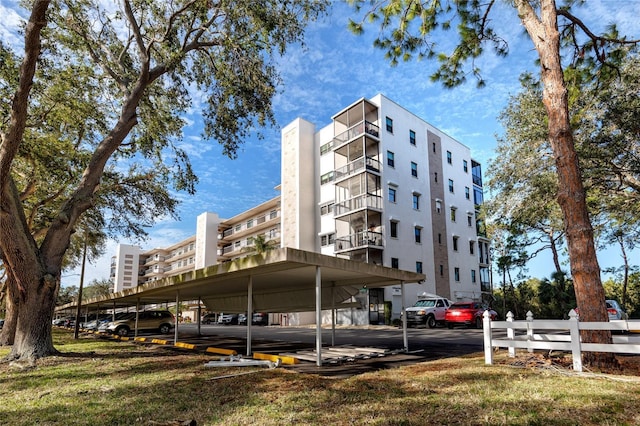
[333,120,380,145]
[334,193,382,216]
[335,231,383,252]
[334,156,381,181]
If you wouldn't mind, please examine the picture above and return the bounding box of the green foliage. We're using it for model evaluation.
[493,272,576,320]
[57,285,79,305]
[487,54,640,280]
[81,279,113,301]
[348,0,508,87]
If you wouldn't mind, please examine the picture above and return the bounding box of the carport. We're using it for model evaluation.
[66,248,425,366]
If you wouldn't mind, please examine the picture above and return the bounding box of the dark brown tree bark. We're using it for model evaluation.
[0,273,19,346]
[515,0,615,368]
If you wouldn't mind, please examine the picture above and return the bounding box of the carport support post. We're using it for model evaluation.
[401,281,408,352]
[246,275,253,356]
[197,299,202,336]
[331,282,336,347]
[315,266,322,367]
[174,291,180,344]
[134,298,140,338]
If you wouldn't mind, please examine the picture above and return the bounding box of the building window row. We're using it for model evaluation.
[320,202,334,216]
[321,171,334,185]
[320,233,336,247]
[447,151,471,175]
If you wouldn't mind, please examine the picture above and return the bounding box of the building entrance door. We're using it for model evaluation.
[368,288,385,325]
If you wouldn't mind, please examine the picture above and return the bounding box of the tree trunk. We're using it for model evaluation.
[617,235,629,308]
[548,230,562,274]
[7,273,59,362]
[0,275,18,346]
[516,0,616,369]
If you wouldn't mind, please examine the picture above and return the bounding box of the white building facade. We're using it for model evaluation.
[110,94,491,324]
[281,94,491,323]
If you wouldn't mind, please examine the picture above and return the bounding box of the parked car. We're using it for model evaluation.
[445,302,497,329]
[105,310,175,336]
[217,313,239,325]
[238,313,248,326]
[98,312,136,332]
[201,313,217,324]
[252,312,269,326]
[82,314,113,331]
[606,300,628,321]
[404,295,451,328]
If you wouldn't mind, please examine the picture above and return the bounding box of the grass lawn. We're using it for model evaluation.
[1,329,639,425]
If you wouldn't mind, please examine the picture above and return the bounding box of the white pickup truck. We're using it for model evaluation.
[405,294,451,328]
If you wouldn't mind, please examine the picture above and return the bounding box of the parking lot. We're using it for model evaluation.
[108,323,491,377]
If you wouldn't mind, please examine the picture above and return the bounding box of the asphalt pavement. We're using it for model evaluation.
[165,323,490,377]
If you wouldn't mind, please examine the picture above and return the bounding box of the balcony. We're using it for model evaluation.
[334,193,382,217]
[333,120,379,147]
[334,156,380,181]
[335,231,383,252]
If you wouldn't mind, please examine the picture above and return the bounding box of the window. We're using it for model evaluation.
[439,264,444,276]
[450,207,457,222]
[247,219,253,228]
[391,257,399,269]
[320,233,336,247]
[409,129,416,145]
[390,220,399,238]
[416,261,423,274]
[448,179,454,193]
[320,203,334,215]
[469,240,475,255]
[320,142,332,155]
[465,186,470,200]
[412,193,420,210]
[411,162,418,177]
[438,233,442,244]
[463,159,468,173]
[321,171,334,185]
[432,142,436,153]
[447,150,452,164]
[388,187,397,203]
[453,236,459,251]
[471,269,477,283]
[467,214,473,227]
[435,200,442,214]
[454,267,460,282]
[387,151,395,167]
[386,116,393,133]
[414,227,422,244]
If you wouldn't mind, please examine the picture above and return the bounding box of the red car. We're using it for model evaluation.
[445,302,497,329]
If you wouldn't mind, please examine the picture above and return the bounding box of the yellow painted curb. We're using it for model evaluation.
[134,337,147,342]
[253,352,299,365]
[174,342,196,350]
[206,347,237,356]
[151,338,168,345]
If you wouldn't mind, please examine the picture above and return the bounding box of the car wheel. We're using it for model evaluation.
[159,324,171,334]
[116,326,129,337]
[447,322,453,329]
[475,317,483,329]
[426,315,437,329]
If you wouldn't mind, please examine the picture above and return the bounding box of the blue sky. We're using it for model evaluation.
[0,1,638,287]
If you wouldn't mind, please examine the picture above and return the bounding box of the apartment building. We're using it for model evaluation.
[110,94,491,324]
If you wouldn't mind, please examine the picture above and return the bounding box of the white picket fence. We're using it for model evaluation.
[483,309,640,372]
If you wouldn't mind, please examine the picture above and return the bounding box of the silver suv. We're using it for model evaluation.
[106,310,175,336]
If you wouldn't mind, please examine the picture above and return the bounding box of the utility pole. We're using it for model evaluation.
[73,236,87,339]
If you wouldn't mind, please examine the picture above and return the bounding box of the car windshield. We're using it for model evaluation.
[415,299,437,308]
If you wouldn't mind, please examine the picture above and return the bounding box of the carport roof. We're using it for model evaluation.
[60,248,425,312]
